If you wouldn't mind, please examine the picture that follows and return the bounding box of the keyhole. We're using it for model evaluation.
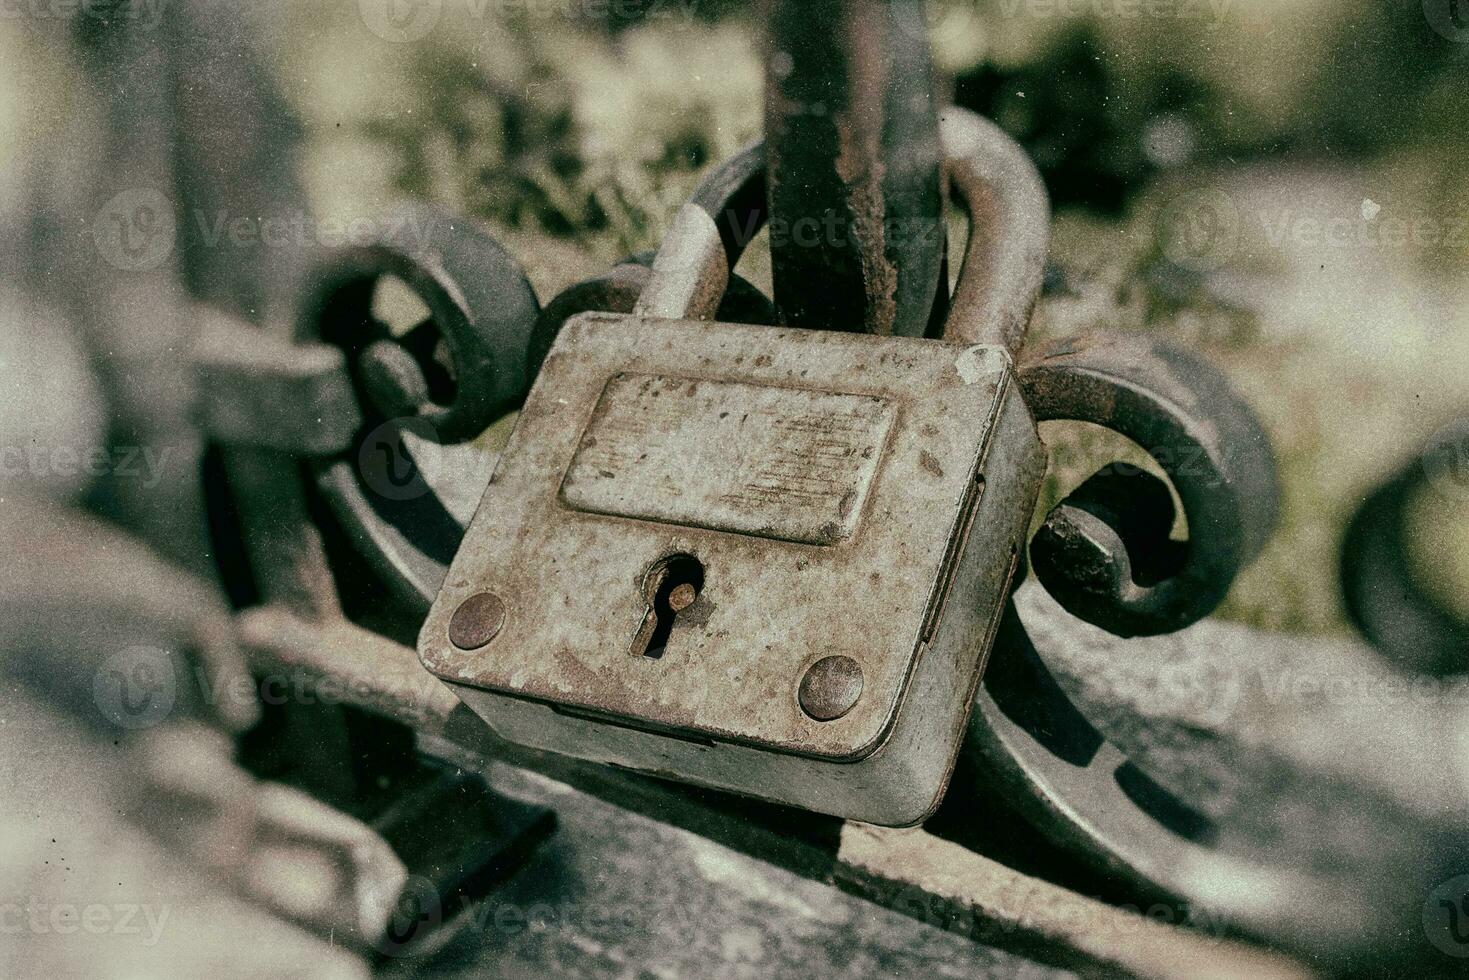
[631,555,705,660]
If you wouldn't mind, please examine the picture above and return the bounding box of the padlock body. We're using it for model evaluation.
[419,313,1044,825]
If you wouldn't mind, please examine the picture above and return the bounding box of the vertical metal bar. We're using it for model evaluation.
[763,0,946,337]
[74,4,340,618]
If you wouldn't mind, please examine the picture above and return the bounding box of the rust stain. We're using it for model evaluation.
[833,6,898,336]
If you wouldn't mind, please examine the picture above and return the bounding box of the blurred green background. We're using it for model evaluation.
[9,0,1469,635]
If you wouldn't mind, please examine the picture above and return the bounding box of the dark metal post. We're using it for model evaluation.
[763,0,947,337]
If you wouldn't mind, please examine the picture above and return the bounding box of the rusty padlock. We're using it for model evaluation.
[417,109,1050,826]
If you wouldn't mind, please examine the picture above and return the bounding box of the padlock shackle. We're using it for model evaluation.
[938,109,1052,357]
[637,107,1050,355]
[633,142,767,322]
[688,141,768,265]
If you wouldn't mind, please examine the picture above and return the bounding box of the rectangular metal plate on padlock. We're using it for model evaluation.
[418,312,1045,826]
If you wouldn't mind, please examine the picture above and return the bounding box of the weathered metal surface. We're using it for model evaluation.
[528,256,779,389]
[217,445,343,618]
[418,315,1044,825]
[448,592,507,652]
[938,108,1052,355]
[190,311,353,617]
[363,767,557,960]
[0,494,259,735]
[632,204,731,321]
[763,0,946,338]
[798,655,865,721]
[969,582,1468,972]
[454,784,1080,980]
[302,259,778,619]
[676,103,1043,352]
[1341,451,1469,677]
[414,312,1045,822]
[357,338,431,422]
[191,310,361,456]
[298,146,783,618]
[834,825,1309,980]
[39,8,1435,977]
[300,201,540,446]
[295,204,539,611]
[641,105,1045,354]
[560,374,895,545]
[1020,332,1279,637]
[234,697,559,960]
[137,722,411,952]
[398,105,1059,824]
[237,609,1313,979]
[687,141,769,264]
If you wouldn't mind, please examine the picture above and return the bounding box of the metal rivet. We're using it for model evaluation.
[448,592,506,651]
[798,656,864,722]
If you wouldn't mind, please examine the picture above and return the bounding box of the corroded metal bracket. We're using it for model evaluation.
[1020,333,1280,637]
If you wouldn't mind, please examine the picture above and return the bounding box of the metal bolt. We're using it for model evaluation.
[448,592,506,651]
[798,655,864,722]
[667,582,698,613]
